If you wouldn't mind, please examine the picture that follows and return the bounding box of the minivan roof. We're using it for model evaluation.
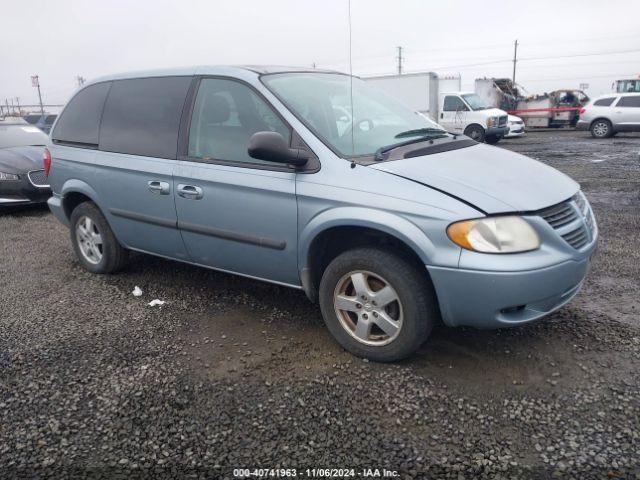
[89,65,341,85]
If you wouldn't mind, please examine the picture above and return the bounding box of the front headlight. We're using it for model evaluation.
[447,216,540,253]
[486,116,498,128]
[0,172,19,181]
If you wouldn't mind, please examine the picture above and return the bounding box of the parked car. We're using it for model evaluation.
[24,113,58,134]
[504,114,525,138]
[0,116,51,206]
[46,67,598,361]
[577,93,640,138]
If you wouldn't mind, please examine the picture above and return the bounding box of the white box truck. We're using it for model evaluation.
[364,72,509,144]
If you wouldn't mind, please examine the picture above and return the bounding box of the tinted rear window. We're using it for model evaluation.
[52,82,111,145]
[593,97,615,107]
[99,76,191,159]
[45,115,57,124]
[617,95,640,107]
[24,115,41,124]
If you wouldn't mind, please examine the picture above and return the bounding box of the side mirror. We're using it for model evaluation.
[248,131,309,167]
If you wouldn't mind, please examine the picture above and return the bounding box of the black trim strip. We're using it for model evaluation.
[51,140,99,149]
[382,171,487,215]
[178,220,286,250]
[109,208,177,228]
[109,209,286,250]
[402,139,477,159]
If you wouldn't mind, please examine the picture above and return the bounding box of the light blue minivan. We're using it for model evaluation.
[46,66,597,361]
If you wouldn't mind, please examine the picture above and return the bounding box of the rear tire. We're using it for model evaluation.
[319,247,438,362]
[590,119,613,138]
[70,201,128,274]
[464,124,485,143]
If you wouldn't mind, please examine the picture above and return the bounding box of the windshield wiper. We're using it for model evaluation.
[374,133,447,161]
[394,128,447,139]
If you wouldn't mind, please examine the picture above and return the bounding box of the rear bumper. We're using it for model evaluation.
[0,175,50,206]
[575,120,589,131]
[47,193,69,227]
[428,256,592,329]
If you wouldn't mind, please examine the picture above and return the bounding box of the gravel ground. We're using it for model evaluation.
[1,130,639,479]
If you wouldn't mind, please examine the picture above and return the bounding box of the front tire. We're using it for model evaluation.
[463,124,485,142]
[319,247,438,362]
[70,201,128,274]
[590,119,613,138]
[485,135,501,145]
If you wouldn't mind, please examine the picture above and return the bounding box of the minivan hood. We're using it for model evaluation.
[370,143,579,214]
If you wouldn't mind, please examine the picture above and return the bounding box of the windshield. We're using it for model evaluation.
[461,94,489,111]
[262,73,446,157]
[0,124,49,149]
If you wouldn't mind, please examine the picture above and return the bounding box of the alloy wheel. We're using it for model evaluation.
[333,270,403,346]
[593,121,609,137]
[75,215,103,265]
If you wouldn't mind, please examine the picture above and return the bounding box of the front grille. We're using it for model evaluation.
[498,115,508,127]
[27,169,49,188]
[538,202,578,228]
[537,192,595,250]
[562,225,589,249]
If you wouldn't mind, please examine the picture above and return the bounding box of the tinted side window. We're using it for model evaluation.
[100,77,191,159]
[617,96,640,108]
[188,78,291,165]
[593,97,615,107]
[45,115,57,125]
[443,96,467,112]
[52,82,111,145]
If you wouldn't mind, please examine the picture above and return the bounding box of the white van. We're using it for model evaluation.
[364,72,509,144]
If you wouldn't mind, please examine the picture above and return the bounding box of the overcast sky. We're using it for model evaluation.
[2,0,639,111]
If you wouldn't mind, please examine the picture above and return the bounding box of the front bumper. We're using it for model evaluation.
[486,125,509,138]
[428,256,592,329]
[575,120,589,131]
[0,174,50,206]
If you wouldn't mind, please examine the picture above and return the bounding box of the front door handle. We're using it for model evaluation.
[177,184,203,200]
[148,180,170,195]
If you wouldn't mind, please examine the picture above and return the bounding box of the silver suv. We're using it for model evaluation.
[577,93,640,138]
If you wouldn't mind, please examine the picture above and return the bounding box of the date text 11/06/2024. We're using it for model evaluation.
[233,468,400,478]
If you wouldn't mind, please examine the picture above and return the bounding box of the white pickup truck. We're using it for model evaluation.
[364,72,509,144]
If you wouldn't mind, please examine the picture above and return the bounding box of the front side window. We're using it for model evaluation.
[262,73,445,157]
[593,97,615,107]
[616,95,640,108]
[187,78,290,165]
[443,96,468,112]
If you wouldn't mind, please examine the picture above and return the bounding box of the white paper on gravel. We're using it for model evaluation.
[148,299,166,307]
[132,286,143,297]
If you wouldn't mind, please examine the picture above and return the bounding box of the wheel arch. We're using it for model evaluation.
[299,208,436,302]
[589,117,613,128]
[59,179,101,219]
[463,123,485,134]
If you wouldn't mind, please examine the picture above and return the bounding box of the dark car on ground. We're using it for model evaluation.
[24,113,58,134]
[0,116,51,207]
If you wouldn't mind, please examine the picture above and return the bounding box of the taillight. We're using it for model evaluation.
[579,108,585,115]
[43,147,52,177]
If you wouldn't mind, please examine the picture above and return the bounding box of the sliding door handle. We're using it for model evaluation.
[177,184,203,200]
[148,180,170,195]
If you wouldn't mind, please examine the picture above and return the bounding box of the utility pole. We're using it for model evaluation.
[512,39,518,84]
[396,46,403,75]
[31,75,45,115]
[15,97,20,114]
